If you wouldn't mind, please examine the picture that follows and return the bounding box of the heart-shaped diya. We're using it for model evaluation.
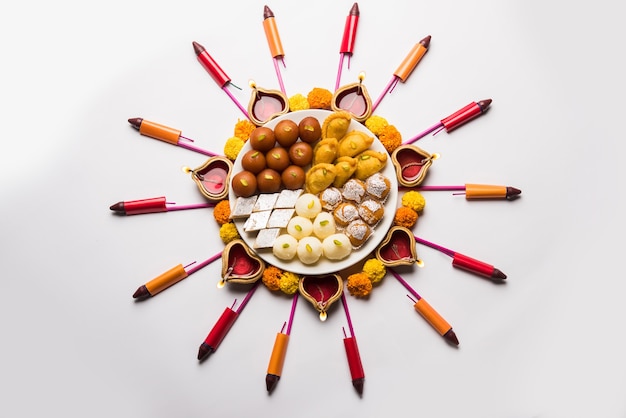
[331,81,372,123]
[190,156,233,201]
[375,226,418,267]
[221,239,265,284]
[391,144,433,187]
[247,84,289,126]
[299,274,343,321]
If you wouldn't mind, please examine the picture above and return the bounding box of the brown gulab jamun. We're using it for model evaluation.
[241,149,266,174]
[274,119,299,148]
[266,147,290,172]
[256,168,282,193]
[281,165,306,190]
[231,171,257,197]
[288,142,313,167]
[249,126,276,152]
[298,116,321,143]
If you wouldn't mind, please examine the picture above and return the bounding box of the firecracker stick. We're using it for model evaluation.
[402,183,522,200]
[197,281,260,361]
[389,268,459,346]
[263,6,287,95]
[335,3,360,91]
[127,118,219,157]
[265,292,299,393]
[132,251,223,299]
[341,293,365,396]
[414,236,507,280]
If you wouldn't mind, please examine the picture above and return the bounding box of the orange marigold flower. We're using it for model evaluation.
[394,206,418,229]
[234,119,256,141]
[347,272,373,298]
[213,200,231,225]
[262,265,283,291]
[307,87,333,109]
[379,124,402,154]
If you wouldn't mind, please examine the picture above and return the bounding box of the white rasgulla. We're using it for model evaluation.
[272,234,298,260]
[297,236,323,264]
[287,216,313,240]
[322,233,352,260]
[294,193,322,218]
[312,212,336,239]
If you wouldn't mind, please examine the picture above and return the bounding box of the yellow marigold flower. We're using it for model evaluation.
[279,271,300,295]
[364,115,389,136]
[307,87,333,109]
[223,136,245,161]
[289,94,310,111]
[347,272,372,297]
[379,124,402,154]
[262,265,282,291]
[401,190,426,213]
[213,200,231,225]
[393,206,418,229]
[219,222,240,244]
[362,258,386,284]
[234,119,256,141]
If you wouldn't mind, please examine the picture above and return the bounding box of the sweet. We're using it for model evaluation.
[358,199,384,226]
[231,171,257,197]
[365,172,391,201]
[281,165,305,190]
[288,142,313,166]
[243,210,271,232]
[354,150,387,180]
[341,178,366,203]
[322,233,352,260]
[241,149,266,174]
[298,116,322,143]
[312,137,338,165]
[267,208,295,229]
[253,193,279,212]
[305,163,336,195]
[321,110,351,140]
[274,188,303,208]
[256,168,282,193]
[312,212,336,240]
[319,187,342,211]
[294,193,322,218]
[287,216,313,240]
[253,228,281,249]
[249,126,276,152]
[337,130,374,158]
[296,236,323,264]
[333,202,360,227]
[274,119,299,147]
[266,147,290,172]
[344,219,372,248]
[272,234,298,260]
[332,156,357,188]
[230,195,258,218]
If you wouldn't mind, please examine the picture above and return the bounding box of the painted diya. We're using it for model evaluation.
[190,156,233,201]
[221,239,265,284]
[391,144,434,187]
[248,81,289,126]
[375,226,418,267]
[331,73,372,123]
[299,274,343,321]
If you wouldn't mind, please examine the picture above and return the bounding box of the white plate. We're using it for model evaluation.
[229,109,398,275]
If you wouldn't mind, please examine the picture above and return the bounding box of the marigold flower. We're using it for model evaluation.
[213,200,231,225]
[288,94,310,111]
[279,271,300,295]
[219,222,240,244]
[262,265,282,291]
[378,124,402,154]
[401,190,426,213]
[364,115,389,136]
[347,272,372,297]
[234,119,256,141]
[223,136,245,161]
[362,258,386,284]
[394,206,418,229]
[307,87,333,109]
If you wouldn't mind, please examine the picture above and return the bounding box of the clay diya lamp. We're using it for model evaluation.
[391,144,433,188]
[247,81,289,126]
[220,239,265,285]
[331,73,372,123]
[299,274,343,321]
[375,226,418,267]
[189,156,233,201]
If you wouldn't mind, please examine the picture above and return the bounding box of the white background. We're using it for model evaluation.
[1,1,624,417]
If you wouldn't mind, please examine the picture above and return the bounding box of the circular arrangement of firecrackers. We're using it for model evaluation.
[112,3,521,396]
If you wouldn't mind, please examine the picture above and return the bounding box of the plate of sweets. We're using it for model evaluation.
[228,109,398,275]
